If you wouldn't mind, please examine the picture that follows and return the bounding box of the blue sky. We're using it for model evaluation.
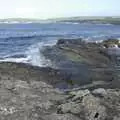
[0,0,119,19]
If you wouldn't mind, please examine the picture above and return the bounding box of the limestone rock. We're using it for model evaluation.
[44,113,80,120]
[57,102,82,114]
[69,89,90,101]
[57,89,107,120]
[92,88,107,96]
[82,95,106,120]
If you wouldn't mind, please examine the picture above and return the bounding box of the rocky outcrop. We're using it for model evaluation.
[0,66,119,120]
[57,88,120,120]
[42,38,118,89]
[57,90,106,120]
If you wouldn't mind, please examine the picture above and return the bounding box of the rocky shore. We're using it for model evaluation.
[0,38,120,119]
[42,38,119,89]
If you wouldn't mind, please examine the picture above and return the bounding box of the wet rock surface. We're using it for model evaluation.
[42,38,118,89]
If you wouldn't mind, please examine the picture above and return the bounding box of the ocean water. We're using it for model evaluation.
[0,22,120,66]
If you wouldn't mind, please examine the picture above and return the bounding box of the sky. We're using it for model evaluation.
[0,0,119,19]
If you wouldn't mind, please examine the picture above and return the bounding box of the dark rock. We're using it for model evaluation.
[0,62,69,87]
[42,38,116,89]
[57,38,84,46]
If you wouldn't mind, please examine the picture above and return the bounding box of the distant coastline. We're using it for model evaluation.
[54,16,120,25]
[0,16,120,24]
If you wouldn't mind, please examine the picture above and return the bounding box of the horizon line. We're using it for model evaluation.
[0,15,120,20]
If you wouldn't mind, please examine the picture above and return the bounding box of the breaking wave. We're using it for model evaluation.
[0,40,56,67]
[25,41,55,67]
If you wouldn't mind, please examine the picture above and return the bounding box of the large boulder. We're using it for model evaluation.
[42,38,115,89]
[57,89,106,120]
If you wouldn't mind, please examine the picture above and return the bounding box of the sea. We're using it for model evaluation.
[0,22,120,67]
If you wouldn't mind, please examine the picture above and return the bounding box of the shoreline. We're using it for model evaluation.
[0,38,120,119]
[0,38,119,89]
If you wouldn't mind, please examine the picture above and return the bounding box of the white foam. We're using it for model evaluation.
[0,57,29,63]
[25,41,56,67]
[0,40,57,67]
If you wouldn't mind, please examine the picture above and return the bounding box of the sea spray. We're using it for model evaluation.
[26,41,56,67]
